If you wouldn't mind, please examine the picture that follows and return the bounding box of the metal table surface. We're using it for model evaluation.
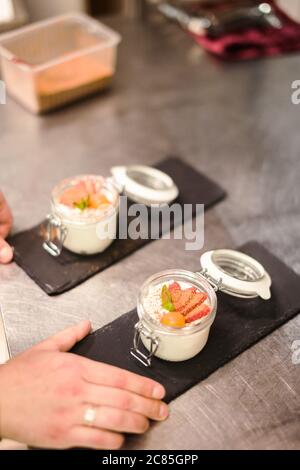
[0,16,299,450]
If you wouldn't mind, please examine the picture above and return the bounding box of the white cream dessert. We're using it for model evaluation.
[50,175,119,255]
[136,271,217,362]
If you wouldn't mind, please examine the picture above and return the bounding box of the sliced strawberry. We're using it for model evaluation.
[181,292,208,316]
[185,304,211,323]
[169,282,181,293]
[174,287,196,312]
[60,182,88,207]
[169,282,182,304]
[84,179,97,195]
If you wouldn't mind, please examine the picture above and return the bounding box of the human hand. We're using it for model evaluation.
[0,191,13,264]
[0,321,168,449]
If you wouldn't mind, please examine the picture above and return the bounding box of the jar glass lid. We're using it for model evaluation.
[111,165,179,206]
[200,249,272,300]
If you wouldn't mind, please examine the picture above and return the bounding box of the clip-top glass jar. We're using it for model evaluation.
[132,269,218,366]
[43,175,120,257]
[43,165,179,257]
[131,249,272,367]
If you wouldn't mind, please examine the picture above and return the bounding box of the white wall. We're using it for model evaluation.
[24,0,86,21]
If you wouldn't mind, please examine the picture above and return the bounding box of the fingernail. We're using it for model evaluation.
[159,404,169,420]
[152,384,165,400]
[0,246,13,263]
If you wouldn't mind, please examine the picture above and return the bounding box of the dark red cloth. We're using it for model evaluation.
[189,1,300,60]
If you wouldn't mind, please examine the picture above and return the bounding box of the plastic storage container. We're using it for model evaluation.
[0,13,121,113]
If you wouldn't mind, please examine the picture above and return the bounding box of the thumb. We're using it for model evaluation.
[0,237,13,264]
[37,320,92,352]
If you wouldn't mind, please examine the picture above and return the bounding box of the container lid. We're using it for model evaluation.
[200,249,272,300]
[111,165,179,206]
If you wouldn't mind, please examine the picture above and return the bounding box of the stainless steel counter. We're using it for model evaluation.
[0,16,299,450]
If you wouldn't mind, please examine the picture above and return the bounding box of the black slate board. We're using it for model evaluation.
[72,242,300,403]
[8,157,226,296]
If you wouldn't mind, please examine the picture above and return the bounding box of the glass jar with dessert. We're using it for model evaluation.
[43,175,120,257]
[131,249,272,366]
[43,165,179,257]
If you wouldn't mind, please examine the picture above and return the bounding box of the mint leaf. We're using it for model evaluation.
[161,285,175,312]
[74,196,90,211]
